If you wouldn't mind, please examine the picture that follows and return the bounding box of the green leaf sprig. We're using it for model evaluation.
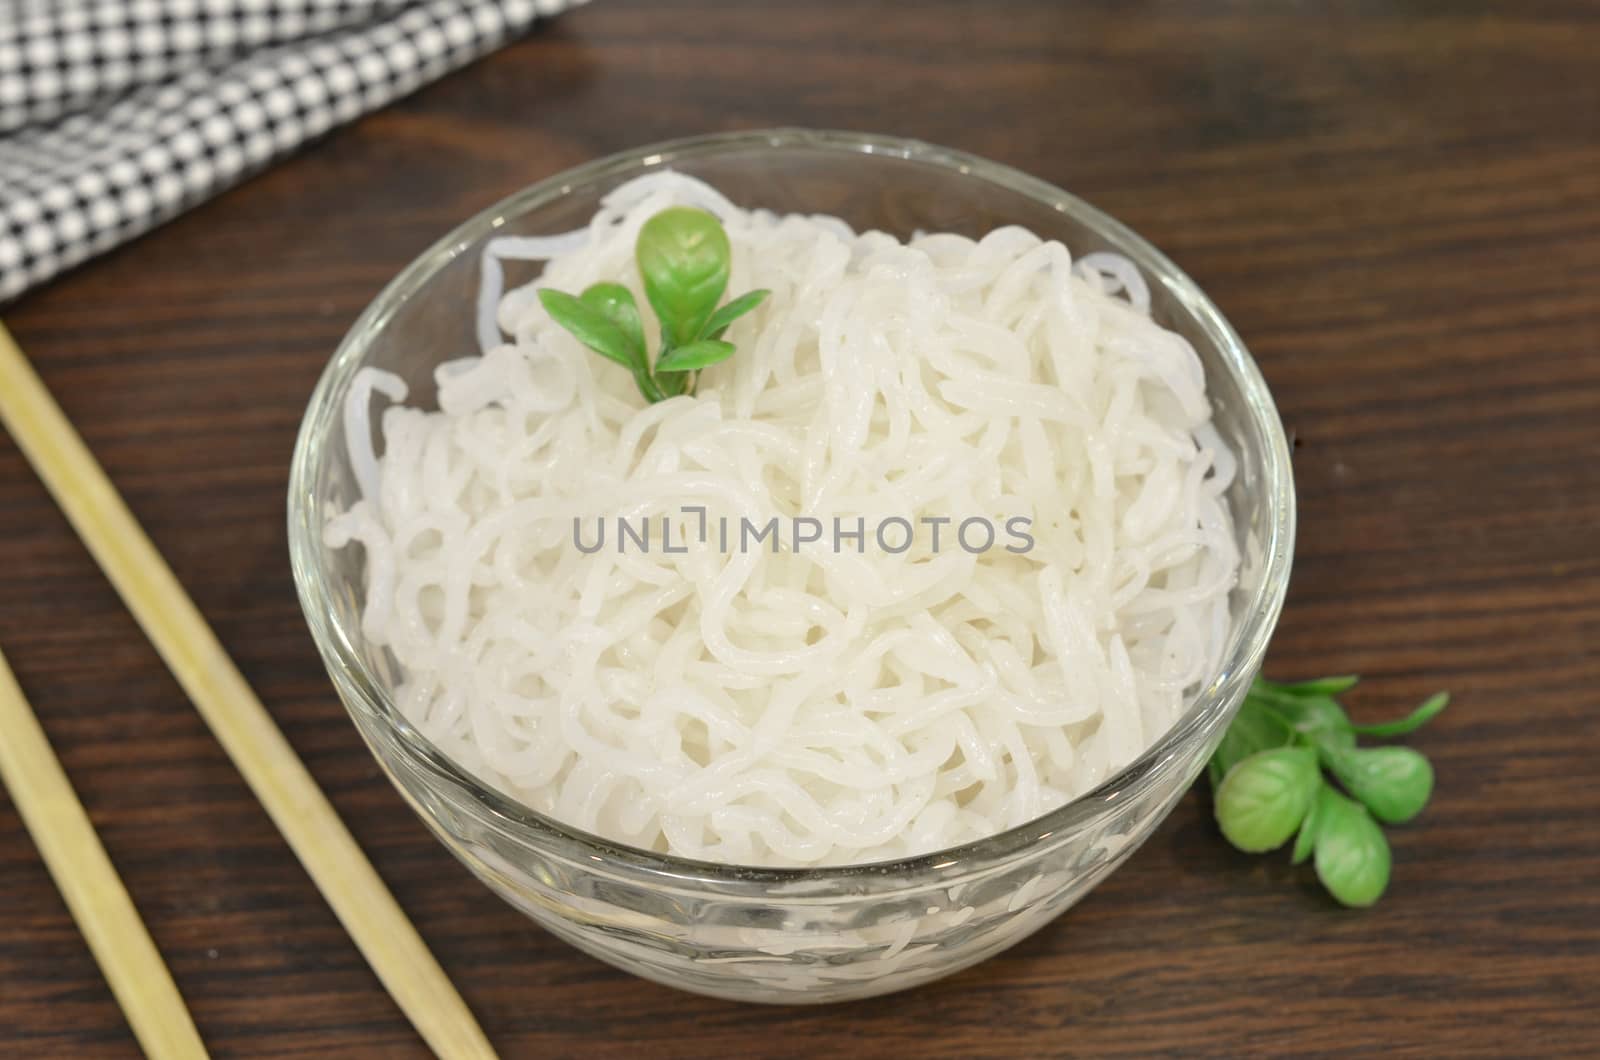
[537,207,769,403]
[1209,676,1448,908]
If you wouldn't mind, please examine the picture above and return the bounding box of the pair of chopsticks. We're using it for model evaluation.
[0,321,496,1058]
[0,647,206,1058]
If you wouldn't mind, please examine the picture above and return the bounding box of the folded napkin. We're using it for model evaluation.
[0,0,581,302]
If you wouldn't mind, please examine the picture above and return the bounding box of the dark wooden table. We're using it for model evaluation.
[3,1,1597,1055]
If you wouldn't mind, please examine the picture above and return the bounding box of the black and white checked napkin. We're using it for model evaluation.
[0,0,581,303]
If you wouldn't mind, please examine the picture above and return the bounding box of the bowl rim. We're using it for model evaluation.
[288,126,1296,888]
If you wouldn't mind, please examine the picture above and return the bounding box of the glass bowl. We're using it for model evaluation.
[287,128,1295,1004]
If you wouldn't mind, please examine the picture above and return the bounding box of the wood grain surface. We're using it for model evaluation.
[2,1,1597,1056]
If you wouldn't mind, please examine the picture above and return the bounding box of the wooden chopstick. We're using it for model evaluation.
[0,322,496,1060]
[0,645,209,1059]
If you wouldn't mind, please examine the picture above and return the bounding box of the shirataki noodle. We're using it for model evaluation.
[326,172,1240,867]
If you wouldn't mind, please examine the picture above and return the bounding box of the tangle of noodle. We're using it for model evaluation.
[326,172,1240,867]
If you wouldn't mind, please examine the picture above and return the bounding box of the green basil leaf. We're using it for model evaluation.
[1212,698,1294,779]
[1290,784,1323,865]
[1214,746,1320,853]
[1259,675,1360,697]
[701,289,770,341]
[654,366,690,397]
[632,368,666,403]
[1266,693,1357,758]
[1330,746,1434,824]
[654,338,737,374]
[579,282,646,371]
[1351,691,1449,738]
[538,288,641,372]
[636,207,730,347]
[1312,787,1391,908]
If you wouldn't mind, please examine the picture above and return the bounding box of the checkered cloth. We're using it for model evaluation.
[0,0,580,303]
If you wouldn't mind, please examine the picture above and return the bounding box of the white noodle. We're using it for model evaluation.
[327,172,1240,867]
[1075,251,1152,315]
[341,367,407,508]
